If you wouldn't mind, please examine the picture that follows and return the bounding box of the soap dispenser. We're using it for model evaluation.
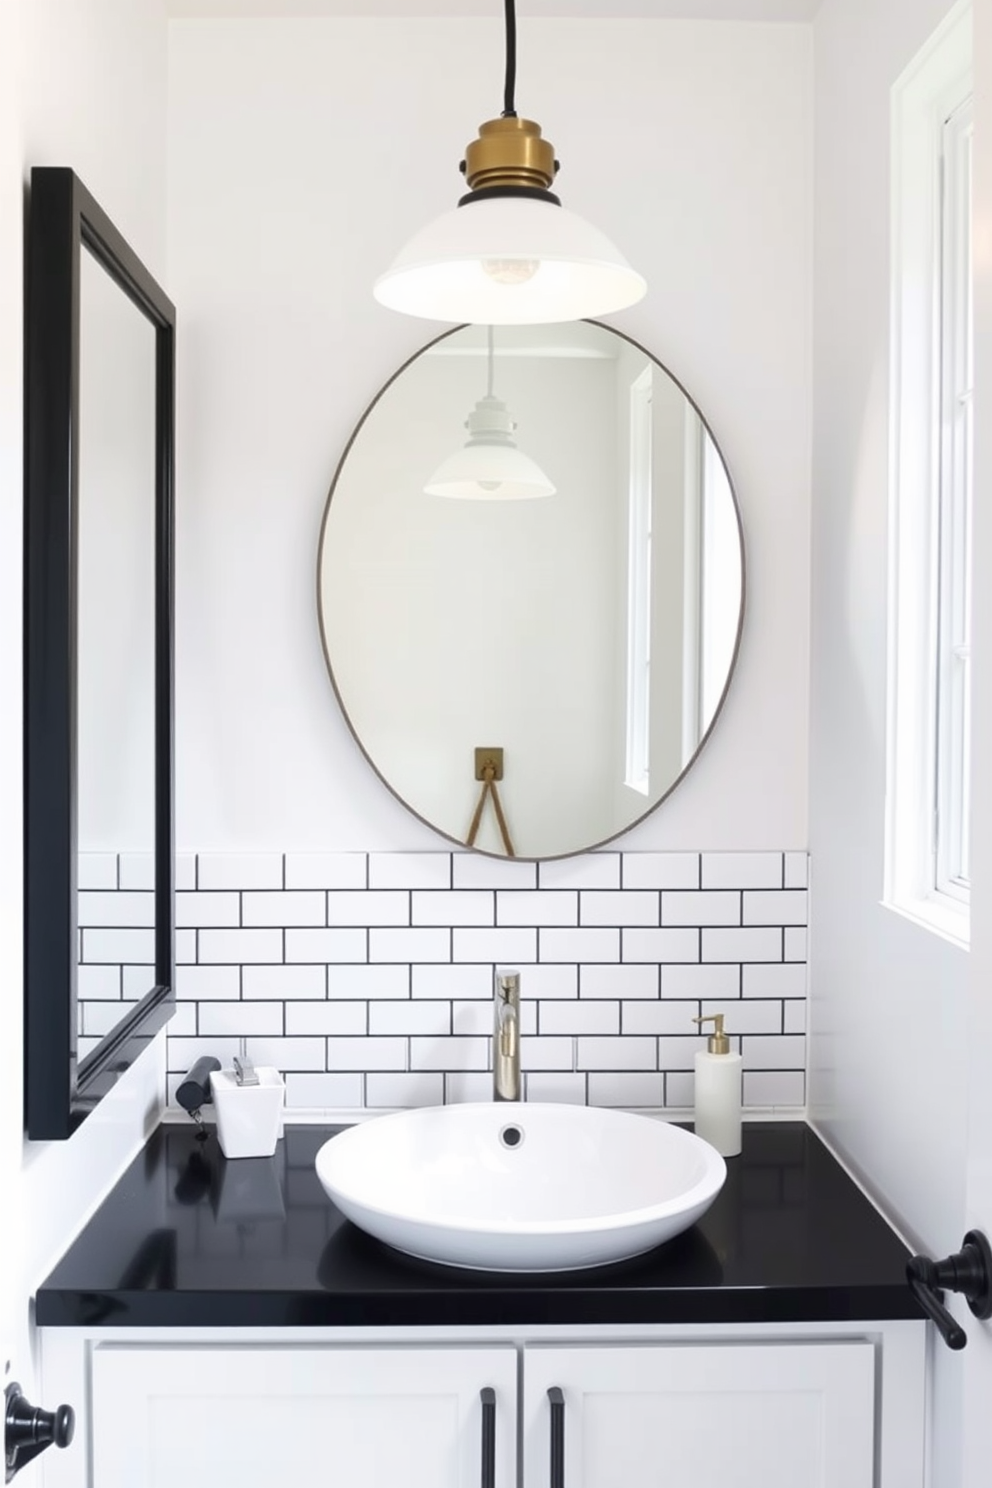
[691,1013,742,1157]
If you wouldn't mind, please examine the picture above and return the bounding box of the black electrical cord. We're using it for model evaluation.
[502,0,517,117]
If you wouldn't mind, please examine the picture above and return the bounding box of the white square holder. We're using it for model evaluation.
[210,1066,285,1159]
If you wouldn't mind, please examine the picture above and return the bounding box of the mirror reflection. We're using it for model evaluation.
[319,321,744,860]
[77,246,157,1053]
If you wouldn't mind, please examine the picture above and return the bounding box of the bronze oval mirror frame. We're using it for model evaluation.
[318,321,745,862]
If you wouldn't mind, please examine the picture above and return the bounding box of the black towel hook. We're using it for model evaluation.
[906,1229,992,1350]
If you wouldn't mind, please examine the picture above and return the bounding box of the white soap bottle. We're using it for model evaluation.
[691,1013,742,1157]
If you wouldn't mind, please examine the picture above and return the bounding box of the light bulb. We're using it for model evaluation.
[479,480,503,492]
[482,258,540,286]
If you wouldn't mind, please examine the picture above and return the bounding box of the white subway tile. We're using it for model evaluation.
[284,1072,364,1109]
[244,891,326,927]
[82,927,154,963]
[622,1002,698,1036]
[370,1001,450,1036]
[783,1000,807,1034]
[517,964,578,1000]
[176,855,196,891]
[199,1002,283,1037]
[176,965,241,1001]
[661,963,740,998]
[538,855,621,890]
[588,1073,665,1108]
[742,962,806,998]
[328,964,409,999]
[327,891,410,927]
[77,853,117,889]
[123,966,158,1000]
[81,1002,128,1037]
[743,1070,805,1107]
[581,891,660,927]
[412,964,491,1000]
[622,853,699,890]
[285,928,367,963]
[520,1037,574,1071]
[326,1037,407,1071]
[524,1073,587,1104]
[452,1000,536,1037]
[199,928,283,964]
[445,1072,494,1103]
[198,853,283,890]
[410,1036,488,1071]
[701,852,782,889]
[577,1036,657,1071]
[176,892,240,929]
[167,1036,241,1072]
[118,852,153,889]
[370,852,450,889]
[743,889,808,926]
[742,1035,806,1070]
[540,928,619,963]
[167,1003,196,1037]
[370,927,451,963]
[657,1035,707,1070]
[246,1037,326,1071]
[78,964,121,999]
[622,928,699,964]
[286,853,366,890]
[452,855,537,889]
[701,999,783,1035]
[245,964,326,999]
[665,1072,695,1108]
[453,928,536,963]
[661,891,741,927]
[701,927,782,963]
[540,1001,619,1036]
[77,1037,100,1061]
[581,964,659,999]
[412,890,494,926]
[78,891,156,928]
[286,1002,366,1035]
[783,852,808,889]
[176,930,197,965]
[784,927,807,962]
[366,1072,444,1108]
[496,891,578,927]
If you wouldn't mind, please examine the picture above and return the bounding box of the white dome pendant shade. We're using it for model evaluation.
[424,327,555,500]
[374,0,646,326]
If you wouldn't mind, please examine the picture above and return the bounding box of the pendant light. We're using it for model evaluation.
[424,327,555,500]
[374,0,646,326]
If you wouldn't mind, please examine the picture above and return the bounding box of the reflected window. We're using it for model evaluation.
[625,367,653,795]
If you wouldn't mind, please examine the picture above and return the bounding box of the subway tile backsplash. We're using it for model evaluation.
[77,850,808,1114]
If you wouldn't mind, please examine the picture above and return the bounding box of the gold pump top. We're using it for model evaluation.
[692,1013,731,1055]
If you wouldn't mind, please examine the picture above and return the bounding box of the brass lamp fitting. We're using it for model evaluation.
[461,117,559,194]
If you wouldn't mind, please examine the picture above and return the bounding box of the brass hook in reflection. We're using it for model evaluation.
[466,748,515,857]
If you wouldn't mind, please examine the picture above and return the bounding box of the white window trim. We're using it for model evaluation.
[624,366,653,796]
[884,0,972,948]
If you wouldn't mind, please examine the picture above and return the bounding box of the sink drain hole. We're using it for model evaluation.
[499,1124,524,1149]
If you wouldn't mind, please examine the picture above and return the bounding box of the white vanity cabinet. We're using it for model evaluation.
[37,1321,925,1488]
[523,1342,876,1488]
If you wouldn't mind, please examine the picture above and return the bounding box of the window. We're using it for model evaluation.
[625,366,653,796]
[886,0,972,943]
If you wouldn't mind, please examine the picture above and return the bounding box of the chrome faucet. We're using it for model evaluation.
[493,968,521,1102]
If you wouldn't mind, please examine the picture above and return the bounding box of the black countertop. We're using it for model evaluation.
[36,1121,923,1329]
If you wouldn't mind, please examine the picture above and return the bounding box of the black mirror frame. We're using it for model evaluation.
[24,167,176,1139]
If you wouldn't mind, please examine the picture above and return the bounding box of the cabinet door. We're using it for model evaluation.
[523,1342,875,1488]
[91,1344,516,1488]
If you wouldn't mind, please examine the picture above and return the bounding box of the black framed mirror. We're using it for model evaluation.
[24,167,175,1139]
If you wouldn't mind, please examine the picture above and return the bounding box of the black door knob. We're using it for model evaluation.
[5,1383,75,1481]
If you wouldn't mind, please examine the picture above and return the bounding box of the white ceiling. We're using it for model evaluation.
[167,1,821,21]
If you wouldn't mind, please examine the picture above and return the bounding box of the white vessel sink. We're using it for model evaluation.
[315,1102,726,1272]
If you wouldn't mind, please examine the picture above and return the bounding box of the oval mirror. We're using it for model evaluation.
[318,321,744,861]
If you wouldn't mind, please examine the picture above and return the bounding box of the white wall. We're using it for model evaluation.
[808,1,973,1483]
[167,16,812,857]
[0,0,169,1388]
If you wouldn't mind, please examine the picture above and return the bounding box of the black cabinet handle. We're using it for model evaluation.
[548,1386,565,1488]
[907,1229,992,1351]
[480,1387,496,1488]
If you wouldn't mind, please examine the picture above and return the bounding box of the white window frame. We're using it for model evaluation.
[885,0,972,946]
[624,367,653,796]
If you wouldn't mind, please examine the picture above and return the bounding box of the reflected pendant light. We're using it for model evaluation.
[374,0,646,325]
[424,327,555,500]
